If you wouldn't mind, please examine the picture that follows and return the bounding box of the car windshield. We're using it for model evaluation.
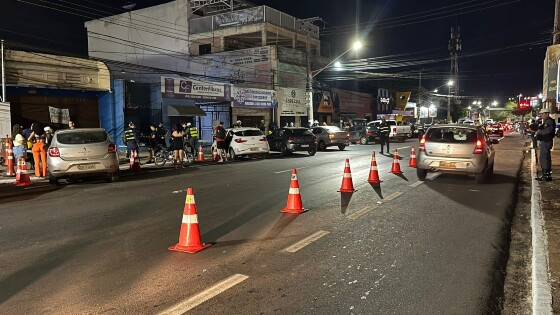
[289,129,313,136]
[57,131,108,144]
[324,126,342,132]
[426,127,478,143]
[235,130,263,137]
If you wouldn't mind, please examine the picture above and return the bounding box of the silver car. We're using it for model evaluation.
[311,126,350,151]
[47,128,119,185]
[416,125,498,184]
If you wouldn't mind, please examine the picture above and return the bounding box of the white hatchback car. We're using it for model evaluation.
[213,127,269,159]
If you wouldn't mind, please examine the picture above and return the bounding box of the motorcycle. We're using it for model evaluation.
[153,142,195,167]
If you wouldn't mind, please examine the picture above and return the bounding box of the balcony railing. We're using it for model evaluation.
[189,6,320,39]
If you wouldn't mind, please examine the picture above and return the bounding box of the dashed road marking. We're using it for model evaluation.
[283,230,330,253]
[274,166,309,174]
[383,191,403,201]
[396,146,411,150]
[158,274,249,315]
[347,204,380,220]
[409,181,424,188]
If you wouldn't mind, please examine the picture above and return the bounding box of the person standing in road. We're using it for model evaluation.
[535,108,555,181]
[157,122,168,148]
[147,124,158,164]
[124,122,140,160]
[171,124,185,169]
[28,123,47,177]
[186,122,199,155]
[529,119,539,150]
[379,117,390,155]
[215,121,227,163]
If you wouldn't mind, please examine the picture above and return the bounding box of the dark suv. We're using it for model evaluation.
[267,127,317,156]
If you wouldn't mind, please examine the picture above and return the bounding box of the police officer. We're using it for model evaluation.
[124,122,140,160]
[379,117,390,154]
[535,108,555,181]
[186,122,198,154]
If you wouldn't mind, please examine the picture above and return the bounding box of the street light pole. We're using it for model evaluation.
[446,80,454,123]
[1,40,5,103]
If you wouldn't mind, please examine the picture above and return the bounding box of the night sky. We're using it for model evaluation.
[0,0,555,100]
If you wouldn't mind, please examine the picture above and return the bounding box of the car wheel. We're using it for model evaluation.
[229,148,237,160]
[106,172,119,183]
[417,168,428,181]
[308,149,317,156]
[338,145,346,151]
[48,175,59,186]
[360,136,368,145]
[154,151,166,167]
[318,141,326,151]
[487,163,494,177]
[281,143,290,156]
[184,152,194,165]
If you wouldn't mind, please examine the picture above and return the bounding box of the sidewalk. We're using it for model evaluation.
[540,149,560,313]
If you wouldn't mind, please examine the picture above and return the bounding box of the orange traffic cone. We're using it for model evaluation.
[409,146,417,168]
[391,149,402,174]
[338,159,357,192]
[15,157,31,186]
[169,188,212,254]
[197,146,205,162]
[367,151,380,185]
[212,147,219,162]
[5,138,15,177]
[129,150,141,172]
[281,169,307,214]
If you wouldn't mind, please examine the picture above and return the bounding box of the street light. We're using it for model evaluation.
[492,101,498,106]
[538,93,543,99]
[447,80,454,86]
[334,61,342,69]
[433,89,438,93]
[352,40,363,51]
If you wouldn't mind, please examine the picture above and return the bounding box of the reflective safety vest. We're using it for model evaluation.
[189,127,198,138]
[124,128,137,142]
[379,123,390,135]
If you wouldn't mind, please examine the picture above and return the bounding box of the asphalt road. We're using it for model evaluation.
[0,133,525,314]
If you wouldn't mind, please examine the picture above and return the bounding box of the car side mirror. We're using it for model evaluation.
[491,139,499,144]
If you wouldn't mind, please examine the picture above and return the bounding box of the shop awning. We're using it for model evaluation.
[163,99,207,117]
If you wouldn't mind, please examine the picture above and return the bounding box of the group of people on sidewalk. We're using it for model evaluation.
[532,108,558,182]
[8,121,75,178]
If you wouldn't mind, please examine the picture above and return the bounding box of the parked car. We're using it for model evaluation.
[486,123,504,137]
[368,120,412,142]
[212,127,269,160]
[416,125,498,184]
[267,127,317,156]
[47,128,119,185]
[348,118,369,144]
[312,126,350,150]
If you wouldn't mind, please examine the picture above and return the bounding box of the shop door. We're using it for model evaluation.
[199,103,230,142]
[237,116,263,128]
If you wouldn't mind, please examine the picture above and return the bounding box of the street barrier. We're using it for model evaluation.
[5,138,15,177]
[391,149,402,174]
[281,169,307,214]
[409,146,417,168]
[367,151,380,185]
[212,147,219,162]
[197,146,205,162]
[168,188,212,254]
[338,159,357,192]
[129,149,141,172]
[15,157,31,186]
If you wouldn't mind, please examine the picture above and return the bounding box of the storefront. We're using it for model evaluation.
[231,87,277,130]
[313,90,335,125]
[161,77,231,141]
[276,87,308,127]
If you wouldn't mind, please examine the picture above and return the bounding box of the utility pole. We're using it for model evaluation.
[554,0,560,44]
[1,40,5,103]
[448,26,461,122]
[417,70,422,123]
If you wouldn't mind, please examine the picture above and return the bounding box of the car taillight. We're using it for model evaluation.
[473,139,484,154]
[288,136,295,142]
[393,128,397,133]
[328,133,335,139]
[234,138,248,143]
[108,143,117,153]
[419,136,426,152]
[259,137,267,142]
[49,146,60,157]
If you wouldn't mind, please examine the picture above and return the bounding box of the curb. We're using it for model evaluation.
[531,148,553,314]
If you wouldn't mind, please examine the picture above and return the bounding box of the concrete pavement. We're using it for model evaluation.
[0,135,525,314]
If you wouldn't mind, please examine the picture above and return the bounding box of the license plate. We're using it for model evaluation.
[250,147,259,151]
[301,144,309,148]
[439,161,456,168]
[77,164,96,170]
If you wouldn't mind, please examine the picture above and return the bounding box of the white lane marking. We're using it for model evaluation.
[409,181,424,188]
[347,204,380,220]
[530,149,553,313]
[396,146,411,150]
[158,274,249,315]
[283,230,330,253]
[384,191,403,201]
[274,166,309,174]
[427,173,441,180]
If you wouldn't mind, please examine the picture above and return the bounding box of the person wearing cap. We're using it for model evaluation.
[12,134,26,161]
[123,122,140,160]
[535,108,555,181]
[44,126,53,148]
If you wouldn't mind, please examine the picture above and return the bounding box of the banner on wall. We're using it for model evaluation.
[277,87,308,116]
[48,106,70,124]
[161,77,231,102]
[317,92,334,113]
[232,87,277,108]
